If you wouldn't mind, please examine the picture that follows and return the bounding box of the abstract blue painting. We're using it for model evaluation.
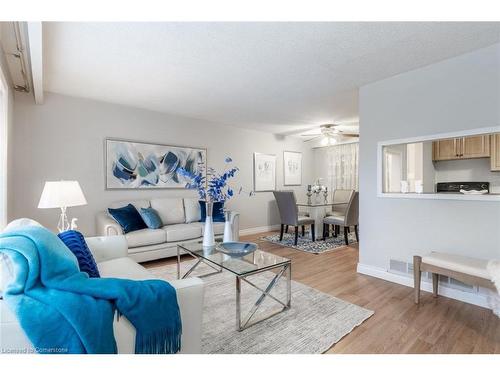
[105,139,206,189]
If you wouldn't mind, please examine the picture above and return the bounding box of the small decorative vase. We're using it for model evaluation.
[306,192,312,205]
[203,201,215,249]
[306,185,312,204]
[400,181,409,194]
[223,210,233,242]
[314,192,321,204]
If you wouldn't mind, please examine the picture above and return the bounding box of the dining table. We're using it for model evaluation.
[296,201,349,239]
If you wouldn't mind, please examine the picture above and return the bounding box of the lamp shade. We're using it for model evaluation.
[38,181,87,209]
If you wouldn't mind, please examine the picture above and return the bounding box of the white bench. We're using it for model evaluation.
[413,252,496,304]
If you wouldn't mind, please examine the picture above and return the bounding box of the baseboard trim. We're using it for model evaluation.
[239,224,280,236]
[356,263,491,309]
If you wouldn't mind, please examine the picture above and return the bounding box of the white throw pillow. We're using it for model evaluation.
[3,218,44,233]
[1,218,44,298]
[150,198,185,225]
[0,253,14,299]
[184,198,201,223]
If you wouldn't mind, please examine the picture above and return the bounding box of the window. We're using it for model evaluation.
[325,142,359,191]
[0,68,8,230]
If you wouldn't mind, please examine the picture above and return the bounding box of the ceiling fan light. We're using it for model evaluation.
[320,136,337,146]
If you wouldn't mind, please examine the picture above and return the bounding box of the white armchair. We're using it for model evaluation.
[0,234,205,354]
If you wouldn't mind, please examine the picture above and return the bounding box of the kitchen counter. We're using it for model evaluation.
[378,192,500,201]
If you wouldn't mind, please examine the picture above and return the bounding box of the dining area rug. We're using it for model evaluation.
[261,231,357,254]
[148,260,373,354]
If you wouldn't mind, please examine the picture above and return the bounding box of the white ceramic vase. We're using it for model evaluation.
[223,211,233,242]
[202,201,215,249]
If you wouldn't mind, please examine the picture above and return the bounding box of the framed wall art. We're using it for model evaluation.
[105,138,206,189]
[253,153,276,192]
[283,151,302,186]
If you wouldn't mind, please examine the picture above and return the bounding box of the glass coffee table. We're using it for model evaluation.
[177,242,291,331]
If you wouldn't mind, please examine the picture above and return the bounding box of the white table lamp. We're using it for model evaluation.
[38,180,87,232]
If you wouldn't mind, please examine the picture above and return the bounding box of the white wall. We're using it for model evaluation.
[359,43,500,275]
[11,92,313,236]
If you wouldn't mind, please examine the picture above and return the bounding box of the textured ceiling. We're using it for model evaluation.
[42,22,500,134]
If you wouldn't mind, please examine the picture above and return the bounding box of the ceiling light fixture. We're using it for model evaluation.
[320,136,337,147]
[302,124,358,147]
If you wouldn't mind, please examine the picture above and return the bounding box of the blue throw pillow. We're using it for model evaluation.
[58,230,100,278]
[108,204,147,233]
[139,207,163,229]
[199,201,225,222]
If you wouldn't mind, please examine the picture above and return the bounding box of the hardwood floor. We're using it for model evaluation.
[143,231,500,354]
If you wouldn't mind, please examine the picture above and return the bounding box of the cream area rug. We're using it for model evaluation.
[148,260,373,354]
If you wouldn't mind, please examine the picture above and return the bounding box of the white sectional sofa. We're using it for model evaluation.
[0,232,205,354]
[97,197,239,262]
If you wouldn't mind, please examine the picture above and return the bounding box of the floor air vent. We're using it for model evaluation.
[388,259,477,293]
[389,259,407,274]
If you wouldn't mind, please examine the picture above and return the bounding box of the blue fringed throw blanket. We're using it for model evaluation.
[0,226,182,354]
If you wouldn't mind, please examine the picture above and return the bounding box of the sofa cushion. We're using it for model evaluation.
[125,228,166,248]
[164,224,202,242]
[151,198,185,225]
[184,198,201,223]
[192,222,225,236]
[422,252,490,279]
[98,257,153,280]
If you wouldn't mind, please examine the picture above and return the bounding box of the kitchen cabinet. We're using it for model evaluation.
[433,135,490,161]
[491,134,500,171]
[462,135,490,158]
[433,138,459,161]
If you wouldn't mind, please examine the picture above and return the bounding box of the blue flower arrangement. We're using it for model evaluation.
[178,157,253,202]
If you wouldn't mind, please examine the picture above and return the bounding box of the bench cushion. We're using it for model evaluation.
[422,252,490,280]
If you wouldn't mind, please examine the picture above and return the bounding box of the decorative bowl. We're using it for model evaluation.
[217,242,258,257]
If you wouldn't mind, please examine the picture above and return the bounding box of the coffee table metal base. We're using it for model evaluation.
[177,246,292,331]
[236,263,291,331]
[177,248,223,279]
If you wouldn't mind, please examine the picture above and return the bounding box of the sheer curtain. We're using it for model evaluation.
[325,142,359,191]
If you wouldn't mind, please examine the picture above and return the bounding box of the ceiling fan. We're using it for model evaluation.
[302,124,359,146]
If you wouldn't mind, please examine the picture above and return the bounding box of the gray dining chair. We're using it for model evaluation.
[326,189,354,216]
[273,191,316,245]
[325,189,354,237]
[323,191,359,245]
